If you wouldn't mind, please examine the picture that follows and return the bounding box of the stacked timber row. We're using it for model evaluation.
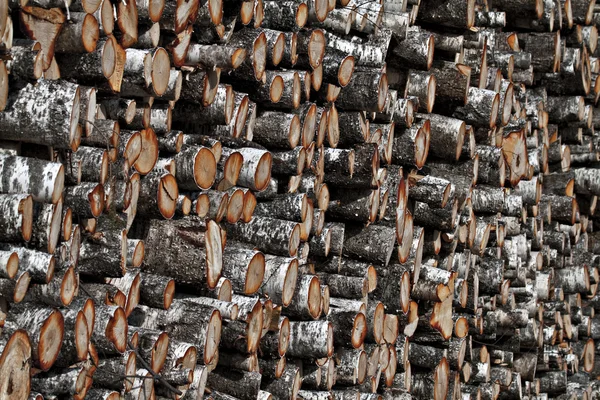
[2,0,600,399]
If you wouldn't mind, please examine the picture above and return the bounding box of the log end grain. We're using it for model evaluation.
[0,330,32,399]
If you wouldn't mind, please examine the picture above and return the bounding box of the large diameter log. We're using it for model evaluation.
[343,224,396,266]
[228,28,267,81]
[78,229,127,278]
[224,217,300,257]
[142,218,223,289]
[335,69,388,112]
[0,330,32,399]
[0,155,64,204]
[259,254,298,307]
[0,80,80,150]
[129,303,221,364]
[173,146,217,190]
[4,307,64,371]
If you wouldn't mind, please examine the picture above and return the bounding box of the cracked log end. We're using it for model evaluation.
[157,173,179,219]
[0,330,32,399]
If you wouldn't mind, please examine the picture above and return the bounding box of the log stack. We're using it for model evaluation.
[2,0,600,399]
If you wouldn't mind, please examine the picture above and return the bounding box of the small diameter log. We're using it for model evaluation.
[391,121,430,169]
[327,306,367,349]
[343,224,396,266]
[30,365,88,398]
[417,0,476,28]
[228,29,267,81]
[252,111,301,149]
[1,246,54,284]
[0,194,32,243]
[63,182,105,218]
[0,270,31,303]
[93,352,137,392]
[142,218,223,289]
[173,146,217,190]
[228,147,272,192]
[254,193,309,222]
[284,274,322,320]
[408,174,453,209]
[390,28,434,70]
[430,61,472,105]
[327,189,378,223]
[417,113,465,161]
[286,320,333,359]
[455,88,500,130]
[224,217,300,257]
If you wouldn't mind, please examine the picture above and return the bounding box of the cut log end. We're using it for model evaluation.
[151,48,171,97]
[0,330,31,399]
[38,309,65,371]
[226,189,243,223]
[13,271,31,303]
[426,75,437,113]
[288,223,301,258]
[206,220,224,289]
[338,56,355,87]
[74,311,89,361]
[307,275,322,319]
[415,121,430,169]
[195,192,210,217]
[279,317,290,356]
[107,306,128,353]
[195,147,218,189]
[245,252,265,295]
[5,251,18,279]
[282,259,299,307]
[296,3,308,27]
[157,173,179,219]
[254,32,268,80]
[61,265,78,306]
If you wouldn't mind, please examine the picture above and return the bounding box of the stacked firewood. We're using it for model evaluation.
[2,0,600,399]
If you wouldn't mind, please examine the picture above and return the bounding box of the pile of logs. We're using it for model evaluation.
[3,0,600,398]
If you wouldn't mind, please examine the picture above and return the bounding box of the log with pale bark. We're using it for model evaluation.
[1,0,600,399]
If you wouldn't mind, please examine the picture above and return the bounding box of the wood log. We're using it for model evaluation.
[129,302,221,364]
[224,216,299,257]
[4,306,63,371]
[140,217,222,289]
[286,320,333,359]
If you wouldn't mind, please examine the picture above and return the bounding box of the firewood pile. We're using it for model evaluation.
[3,0,600,398]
